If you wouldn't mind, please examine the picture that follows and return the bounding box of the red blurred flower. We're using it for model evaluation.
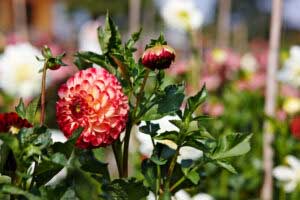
[142,45,175,70]
[56,67,129,148]
[0,112,32,134]
[290,116,300,139]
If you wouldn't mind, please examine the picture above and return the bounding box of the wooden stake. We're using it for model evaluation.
[261,0,283,199]
[216,0,232,48]
[12,0,28,40]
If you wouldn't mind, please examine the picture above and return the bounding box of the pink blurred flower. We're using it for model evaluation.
[280,85,300,98]
[203,102,224,117]
[56,67,129,148]
[166,60,188,76]
[276,110,287,121]
[199,74,222,91]
[236,73,266,91]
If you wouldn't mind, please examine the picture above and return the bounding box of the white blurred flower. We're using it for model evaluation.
[174,190,214,200]
[135,115,179,158]
[177,146,203,163]
[50,129,67,143]
[273,155,300,192]
[240,53,258,73]
[278,46,300,87]
[78,19,102,53]
[147,190,214,200]
[0,43,44,98]
[135,115,203,163]
[283,97,300,115]
[161,0,203,31]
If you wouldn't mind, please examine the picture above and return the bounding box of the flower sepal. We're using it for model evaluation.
[37,45,67,71]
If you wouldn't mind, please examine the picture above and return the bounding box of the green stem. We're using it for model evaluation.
[169,164,201,192]
[133,69,150,118]
[112,141,123,178]
[164,147,180,189]
[122,118,133,177]
[170,176,185,192]
[156,164,161,199]
[40,63,47,125]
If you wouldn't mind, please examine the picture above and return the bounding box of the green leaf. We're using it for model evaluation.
[68,169,102,200]
[15,98,26,118]
[216,161,237,174]
[102,178,149,200]
[60,188,79,200]
[33,128,52,149]
[139,121,160,136]
[25,97,40,124]
[212,133,252,159]
[76,51,113,72]
[0,185,41,200]
[185,85,207,118]
[0,175,11,184]
[52,127,84,158]
[50,153,68,165]
[77,149,110,181]
[74,56,92,70]
[141,159,157,191]
[157,84,185,114]
[142,84,185,121]
[154,131,179,142]
[125,28,142,50]
[34,161,63,186]
[98,13,122,54]
[185,170,200,184]
[0,134,20,156]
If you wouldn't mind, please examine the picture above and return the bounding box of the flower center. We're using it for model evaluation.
[70,96,91,119]
[16,64,31,83]
[177,10,190,25]
[9,126,20,134]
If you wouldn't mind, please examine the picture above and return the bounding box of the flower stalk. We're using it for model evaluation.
[39,63,47,125]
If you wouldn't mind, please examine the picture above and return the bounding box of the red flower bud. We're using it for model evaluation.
[290,116,300,139]
[142,45,175,70]
[0,112,32,134]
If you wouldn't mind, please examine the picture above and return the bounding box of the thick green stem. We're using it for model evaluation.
[39,63,47,125]
[112,141,123,178]
[122,118,133,177]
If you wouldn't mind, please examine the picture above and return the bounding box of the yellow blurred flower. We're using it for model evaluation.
[283,97,300,115]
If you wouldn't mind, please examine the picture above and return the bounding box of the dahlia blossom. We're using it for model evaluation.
[161,0,203,31]
[0,112,32,134]
[56,67,129,148]
[0,43,45,98]
[142,45,175,70]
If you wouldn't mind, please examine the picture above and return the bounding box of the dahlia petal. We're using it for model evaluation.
[94,80,105,91]
[58,84,68,98]
[93,123,111,133]
[99,92,109,107]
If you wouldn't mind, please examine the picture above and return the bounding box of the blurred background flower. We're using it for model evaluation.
[0,43,45,99]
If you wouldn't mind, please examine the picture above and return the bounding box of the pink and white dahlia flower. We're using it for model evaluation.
[56,67,129,148]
